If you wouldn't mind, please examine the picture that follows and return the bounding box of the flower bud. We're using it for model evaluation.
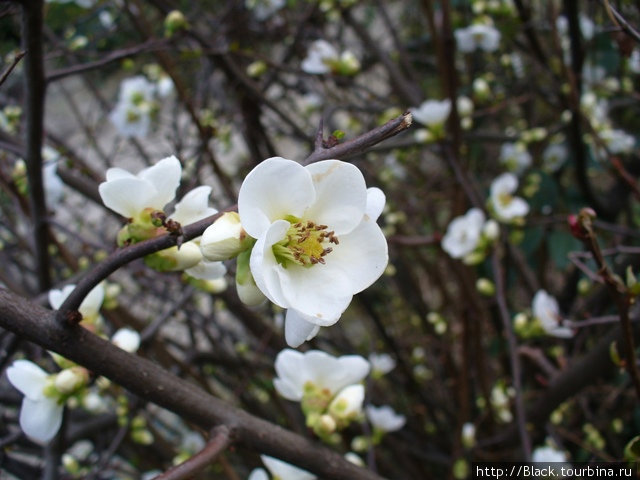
[476,278,496,296]
[112,328,141,353]
[55,367,88,394]
[200,212,249,261]
[462,422,476,448]
[483,219,500,241]
[164,10,188,37]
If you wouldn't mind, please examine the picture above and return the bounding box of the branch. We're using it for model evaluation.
[0,288,387,480]
[602,0,640,44]
[0,50,24,87]
[152,426,233,480]
[304,112,412,165]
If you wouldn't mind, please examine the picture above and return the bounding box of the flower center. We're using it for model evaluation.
[498,191,513,208]
[272,216,338,268]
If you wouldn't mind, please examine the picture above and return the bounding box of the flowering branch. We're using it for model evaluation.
[0,288,387,480]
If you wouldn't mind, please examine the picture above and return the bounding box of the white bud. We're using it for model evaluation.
[55,367,87,394]
[200,212,247,261]
[112,328,141,353]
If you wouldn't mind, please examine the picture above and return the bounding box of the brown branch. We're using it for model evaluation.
[303,112,412,165]
[0,288,387,480]
[21,0,51,292]
[0,50,24,87]
[152,426,233,480]
[602,0,640,44]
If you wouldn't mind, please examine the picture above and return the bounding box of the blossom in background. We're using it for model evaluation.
[248,455,316,480]
[499,142,531,175]
[461,422,476,448]
[368,352,396,378]
[273,349,369,437]
[42,146,65,208]
[532,442,570,463]
[236,157,388,347]
[441,208,486,260]
[301,39,360,76]
[598,128,635,156]
[629,49,640,74]
[245,0,286,21]
[7,360,88,443]
[111,328,141,353]
[365,405,406,433]
[542,143,568,172]
[532,290,573,338]
[455,24,501,53]
[489,173,529,223]
[109,76,157,138]
[411,99,451,142]
[556,14,595,41]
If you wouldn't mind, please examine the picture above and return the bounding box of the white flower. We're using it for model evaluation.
[455,24,501,53]
[461,422,476,448]
[457,96,474,117]
[410,99,451,127]
[99,155,181,220]
[489,173,529,222]
[532,290,573,338]
[600,129,635,155]
[368,352,396,377]
[556,14,594,41]
[200,212,248,261]
[301,40,338,74]
[499,142,531,175]
[630,49,640,74]
[6,360,63,443]
[543,143,568,172]
[238,157,388,347]
[111,328,141,353]
[273,349,370,401]
[365,404,406,432]
[249,455,316,480]
[109,76,157,138]
[43,146,65,208]
[441,208,485,259]
[49,283,105,324]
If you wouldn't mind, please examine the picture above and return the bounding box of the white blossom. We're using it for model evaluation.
[441,208,485,259]
[532,290,573,338]
[249,455,316,480]
[543,143,568,172]
[365,404,406,432]
[499,142,531,175]
[368,352,396,377]
[489,173,529,222]
[238,157,387,347]
[410,99,451,127]
[455,24,501,53]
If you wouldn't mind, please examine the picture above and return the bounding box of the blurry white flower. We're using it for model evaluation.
[532,442,569,463]
[489,173,529,222]
[532,290,573,338]
[368,352,396,377]
[599,129,635,155]
[543,143,568,172]
[301,40,338,74]
[111,328,141,353]
[556,14,594,41]
[457,96,474,117]
[455,24,501,53]
[42,146,65,208]
[441,208,485,259]
[109,76,156,138]
[238,157,387,347]
[630,49,640,74]
[499,142,531,175]
[365,404,406,432]
[461,422,476,448]
[411,99,451,127]
[328,384,365,424]
[7,360,63,443]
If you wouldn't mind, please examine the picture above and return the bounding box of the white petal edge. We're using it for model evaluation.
[137,155,182,209]
[19,397,64,444]
[7,360,48,400]
[284,310,321,347]
[366,187,386,221]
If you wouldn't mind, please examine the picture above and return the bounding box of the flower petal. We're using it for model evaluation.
[185,259,227,280]
[99,177,159,218]
[261,455,317,480]
[137,155,182,208]
[170,186,217,225]
[79,283,105,319]
[366,187,386,221]
[303,160,367,235]
[48,285,76,310]
[19,397,64,443]
[249,220,290,308]
[7,360,48,400]
[238,157,315,239]
[273,349,306,400]
[276,263,352,326]
[305,351,370,392]
[284,310,321,347]
[105,167,135,182]
[324,217,388,294]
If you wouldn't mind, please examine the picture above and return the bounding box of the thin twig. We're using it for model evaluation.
[152,425,233,480]
[0,50,25,87]
[602,0,640,44]
[304,112,412,164]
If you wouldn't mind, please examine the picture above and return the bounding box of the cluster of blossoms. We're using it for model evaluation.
[273,349,405,446]
[109,73,173,138]
[441,208,499,264]
[301,39,360,76]
[98,155,227,291]
[7,283,140,443]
